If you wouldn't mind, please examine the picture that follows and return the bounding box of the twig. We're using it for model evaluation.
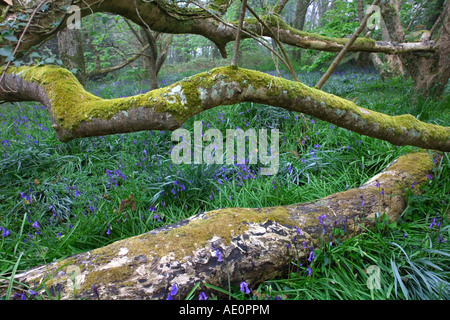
[0,0,50,92]
[272,0,289,14]
[231,0,247,67]
[1,5,11,22]
[430,5,448,38]
[185,0,289,65]
[315,0,380,90]
[42,0,75,36]
[245,5,299,81]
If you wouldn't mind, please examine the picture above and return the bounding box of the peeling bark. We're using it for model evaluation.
[1,65,449,151]
[1,152,434,300]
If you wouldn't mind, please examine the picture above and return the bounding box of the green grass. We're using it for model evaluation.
[0,63,448,300]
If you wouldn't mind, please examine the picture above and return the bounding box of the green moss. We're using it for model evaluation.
[243,14,376,48]
[81,265,135,292]
[6,65,100,130]
[6,65,449,147]
[386,151,432,176]
[90,206,295,263]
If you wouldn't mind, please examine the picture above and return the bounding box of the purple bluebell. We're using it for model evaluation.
[240,281,250,294]
[2,228,10,238]
[307,251,315,262]
[171,283,178,296]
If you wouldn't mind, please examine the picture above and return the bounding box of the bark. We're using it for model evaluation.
[292,0,310,61]
[370,13,406,80]
[57,28,87,87]
[1,65,449,151]
[231,0,247,67]
[316,0,330,27]
[1,151,434,300]
[370,52,404,80]
[356,0,371,67]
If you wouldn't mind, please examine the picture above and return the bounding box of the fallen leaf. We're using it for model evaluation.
[118,194,136,213]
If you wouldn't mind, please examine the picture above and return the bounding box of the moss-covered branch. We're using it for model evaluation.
[1,65,449,151]
[1,151,434,300]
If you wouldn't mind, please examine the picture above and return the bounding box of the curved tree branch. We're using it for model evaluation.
[1,0,436,66]
[0,65,449,151]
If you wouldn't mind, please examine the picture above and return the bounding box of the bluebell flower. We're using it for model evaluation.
[429,218,436,229]
[2,228,10,238]
[215,248,222,262]
[28,289,38,297]
[171,283,178,296]
[239,281,250,294]
[317,215,326,225]
[199,292,208,300]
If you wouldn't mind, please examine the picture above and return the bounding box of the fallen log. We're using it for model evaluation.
[2,151,434,300]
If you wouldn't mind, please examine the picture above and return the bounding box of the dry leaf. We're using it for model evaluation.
[118,194,136,213]
[2,0,13,6]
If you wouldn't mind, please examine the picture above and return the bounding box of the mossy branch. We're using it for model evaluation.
[1,65,449,151]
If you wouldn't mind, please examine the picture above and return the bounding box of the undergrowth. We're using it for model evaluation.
[0,63,448,300]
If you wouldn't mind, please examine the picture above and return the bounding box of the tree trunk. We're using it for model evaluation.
[369,14,406,79]
[380,1,450,100]
[57,28,87,87]
[292,0,310,61]
[317,0,330,27]
[356,0,371,67]
[1,152,434,300]
[141,29,173,90]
